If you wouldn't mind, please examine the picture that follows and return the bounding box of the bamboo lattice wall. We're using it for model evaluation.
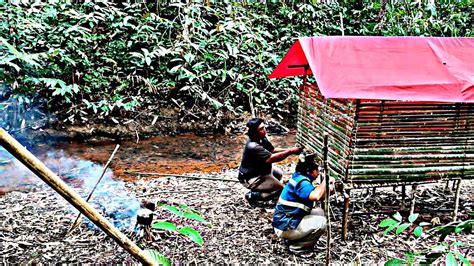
[297,83,474,183]
[297,83,357,181]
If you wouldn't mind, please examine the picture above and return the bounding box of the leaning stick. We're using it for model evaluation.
[0,128,156,265]
[138,188,232,198]
[66,144,120,236]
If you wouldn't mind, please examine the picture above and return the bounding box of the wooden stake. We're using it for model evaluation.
[410,185,417,215]
[0,128,156,265]
[339,11,345,36]
[342,190,350,241]
[453,179,462,221]
[323,133,331,265]
[401,185,406,210]
[66,144,120,236]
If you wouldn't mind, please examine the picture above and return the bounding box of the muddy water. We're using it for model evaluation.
[0,131,297,194]
[56,131,297,181]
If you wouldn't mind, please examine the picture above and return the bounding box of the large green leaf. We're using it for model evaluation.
[144,250,171,266]
[455,252,472,266]
[413,226,423,237]
[161,205,184,217]
[183,212,208,223]
[384,258,405,266]
[445,252,458,266]
[152,221,177,232]
[393,212,403,222]
[408,213,419,223]
[396,223,411,235]
[379,218,398,228]
[178,227,203,246]
[384,223,399,235]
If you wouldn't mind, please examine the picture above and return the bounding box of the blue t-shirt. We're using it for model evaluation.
[294,177,315,201]
[272,172,315,231]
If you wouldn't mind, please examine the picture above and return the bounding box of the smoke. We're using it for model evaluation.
[0,84,57,151]
[0,149,141,229]
[0,147,38,188]
[44,151,141,229]
[0,86,140,230]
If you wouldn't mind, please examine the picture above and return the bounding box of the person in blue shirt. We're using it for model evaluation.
[272,154,334,257]
[238,118,303,206]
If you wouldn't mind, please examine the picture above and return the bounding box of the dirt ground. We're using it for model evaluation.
[0,167,472,264]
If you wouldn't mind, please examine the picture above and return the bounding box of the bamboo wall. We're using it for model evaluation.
[297,83,474,182]
[297,83,357,181]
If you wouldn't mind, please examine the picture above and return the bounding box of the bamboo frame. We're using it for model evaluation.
[297,82,473,240]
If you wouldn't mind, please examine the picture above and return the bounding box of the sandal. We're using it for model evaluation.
[290,250,314,258]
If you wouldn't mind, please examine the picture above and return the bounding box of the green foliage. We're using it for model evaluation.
[144,249,171,266]
[1,1,472,127]
[152,202,207,246]
[147,202,208,264]
[158,203,208,223]
[385,258,405,266]
[151,221,177,231]
[379,213,473,265]
[177,227,204,246]
[379,211,429,236]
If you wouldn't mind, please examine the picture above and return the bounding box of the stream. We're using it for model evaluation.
[0,131,296,194]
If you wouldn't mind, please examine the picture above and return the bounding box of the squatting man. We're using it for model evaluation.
[273,154,335,257]
[238,118,303,205]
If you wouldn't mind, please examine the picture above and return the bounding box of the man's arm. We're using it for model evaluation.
[271,148,286,153]
[308,177,335,201]
[265,146,303,164]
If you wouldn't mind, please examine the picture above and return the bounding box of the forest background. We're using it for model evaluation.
[1,0,473,137]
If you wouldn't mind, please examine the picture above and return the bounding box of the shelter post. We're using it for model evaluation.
[342,190,350,240]
[453,179,462,221]
[323,133,331,263]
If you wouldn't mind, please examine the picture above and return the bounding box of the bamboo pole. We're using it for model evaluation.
[453,179,462,221]
[323,133,331,265]
[0,128,156,266]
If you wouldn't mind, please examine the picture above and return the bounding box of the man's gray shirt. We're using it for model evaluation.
[239,137,275,178]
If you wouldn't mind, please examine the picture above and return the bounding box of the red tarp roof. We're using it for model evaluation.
[269,36,474,102]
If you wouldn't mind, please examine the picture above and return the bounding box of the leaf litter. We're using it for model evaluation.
[0,169,472,264]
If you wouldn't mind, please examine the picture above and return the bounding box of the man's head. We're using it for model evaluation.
[246,118,266,140]
[295,153,319,179]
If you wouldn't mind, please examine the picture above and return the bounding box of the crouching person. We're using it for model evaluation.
[238,118,303,206]
[272,154,334,257]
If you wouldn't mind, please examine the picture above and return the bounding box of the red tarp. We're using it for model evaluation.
[269,36,474,102]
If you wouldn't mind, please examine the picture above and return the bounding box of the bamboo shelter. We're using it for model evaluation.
[269,36,474,239]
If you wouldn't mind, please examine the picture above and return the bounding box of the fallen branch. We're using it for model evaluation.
[66,144,120,236]
[125,171,238,182]
[138,188,232,198]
